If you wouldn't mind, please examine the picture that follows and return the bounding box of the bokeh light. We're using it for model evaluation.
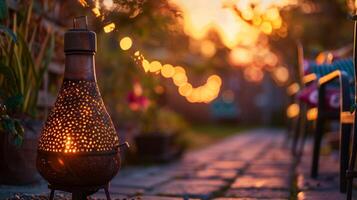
[272,66,289,85]
[244,67,264,83]
[173,73,188,86]
[222,89,235,103]
[229,47,253,67]
[119,37,133,51]
[149,61,162,73]
[287,103,300,118]
[161,64,175,78]
[179,83,193,96]
[103,23,115,33]
[200,40,216,58]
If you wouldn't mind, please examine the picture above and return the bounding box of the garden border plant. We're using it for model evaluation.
[0,0,54,184]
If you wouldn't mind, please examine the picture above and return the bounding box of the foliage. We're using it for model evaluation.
[183,124,255,150]
[156,108,188,134]
[0,0,54,145]
[0,103,24,146]
[0,0,54,117]
[91,1,194,133]
[122,79,188,135]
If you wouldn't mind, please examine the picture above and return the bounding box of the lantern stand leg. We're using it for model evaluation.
[72,192,87,200]
[104,184,111,200]
[49,189,55,200]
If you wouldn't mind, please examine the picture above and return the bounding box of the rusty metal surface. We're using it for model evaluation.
[37,151,120,187]
[38,79,119,153]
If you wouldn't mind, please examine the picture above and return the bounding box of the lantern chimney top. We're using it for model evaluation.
[73,16,88,29]
[64,16,96,53]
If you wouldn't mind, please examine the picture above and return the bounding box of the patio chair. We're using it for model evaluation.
[288,46,353,166]
[286,42,318,157]
[291,73,318,157]
[309,58,354,193]
[346,19,357,200]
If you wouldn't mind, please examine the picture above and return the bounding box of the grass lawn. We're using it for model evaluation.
[182,123,257,150]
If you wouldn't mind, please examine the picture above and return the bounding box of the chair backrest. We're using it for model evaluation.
[296,41,305,86]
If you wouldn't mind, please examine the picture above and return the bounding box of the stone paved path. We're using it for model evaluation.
[1,129,353,200]
[295,141,352,200]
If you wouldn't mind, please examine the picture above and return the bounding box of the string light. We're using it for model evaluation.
[91,0,101,17]
[103,23,116,33]
[77,0,241,103]
[149,61,162,73]
[78,0,88,7]
[78,0,293,90]
[117,35,222,103]
[132,51,222,103]
[161,64,175,78]
[119,37,132,50]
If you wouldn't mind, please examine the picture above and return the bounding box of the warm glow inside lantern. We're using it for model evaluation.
[36,16,125,200]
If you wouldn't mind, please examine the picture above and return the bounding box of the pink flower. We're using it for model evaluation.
[127,91,150,111]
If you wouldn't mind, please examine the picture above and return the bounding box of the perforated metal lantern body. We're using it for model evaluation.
[36,18,120,188]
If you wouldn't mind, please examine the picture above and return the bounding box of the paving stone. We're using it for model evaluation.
[116,166,167,178]
[90,193,128,200]
[129,196,185,200]
[245,164,291,177]
[111,175,171,189]
[214,198,258,200]
[231,175,290,190]
[295,137,354,200]
[174,160,205,170]
[0,183,49,197]
[151,179,226,199]
[225,188,290,199]
[248,164,291,171]
[260,150,291,161]
[206,161,246,171]
[6,193,70,200]
[239,153,264,161]
[218,152,245,161]
[297,190,346,200]
[296,173,339,191]
[214,198,285,200]
[245,168,290,177]
[193,169,237,180]
[298,154,339,177]
[254,158,292,166]
[109,186,145,196]
[214,198,256,200]
[183,153,219,164]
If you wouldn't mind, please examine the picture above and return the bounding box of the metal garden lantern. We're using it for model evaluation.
[36,16,128,200]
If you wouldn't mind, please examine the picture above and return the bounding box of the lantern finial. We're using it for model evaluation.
[73,16,88,29]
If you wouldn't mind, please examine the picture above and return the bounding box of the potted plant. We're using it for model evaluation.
[0,1,54,184]
[135,107,187,163]
[127,81,187,163]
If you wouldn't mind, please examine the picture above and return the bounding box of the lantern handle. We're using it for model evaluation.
[348,14,357,21]
[117,142,130,151]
